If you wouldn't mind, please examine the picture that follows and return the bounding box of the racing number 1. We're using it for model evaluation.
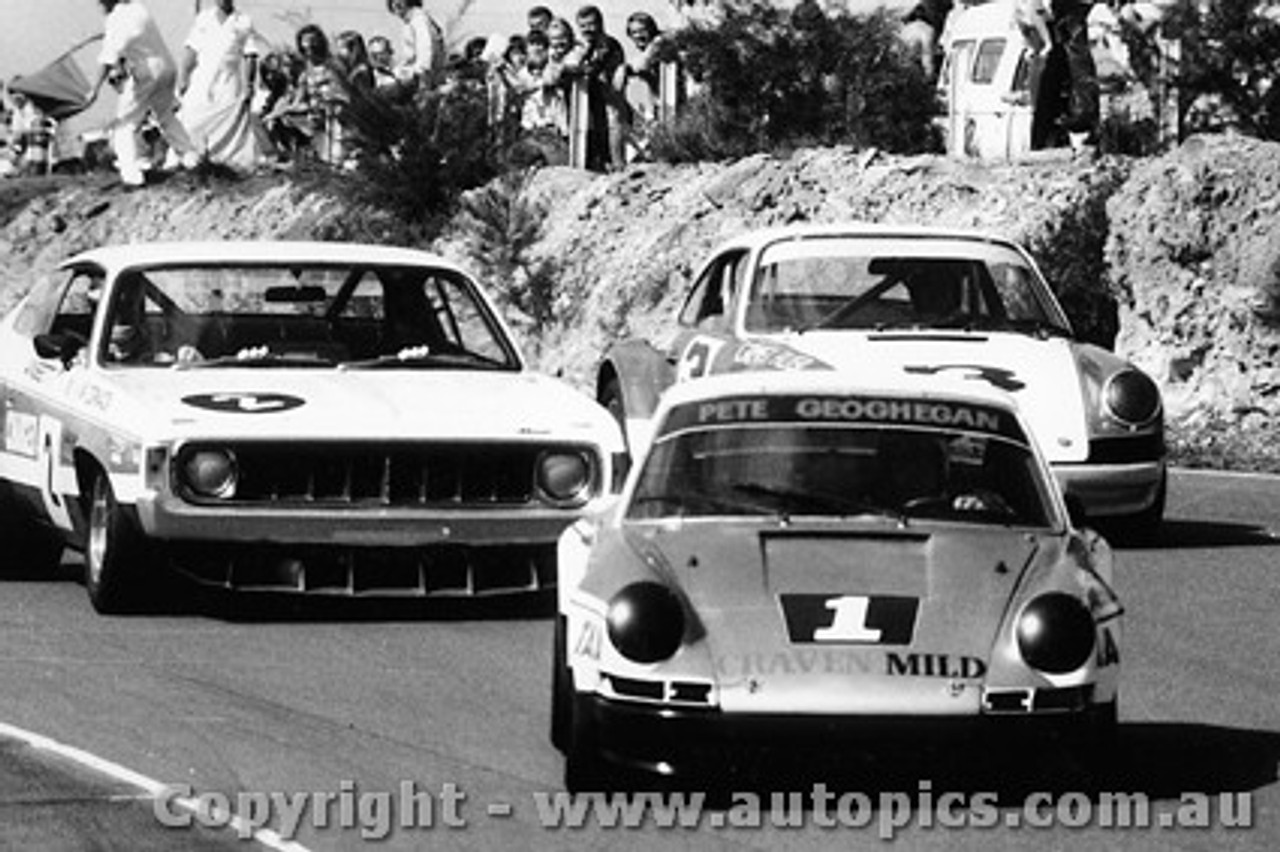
[814,596,882,642]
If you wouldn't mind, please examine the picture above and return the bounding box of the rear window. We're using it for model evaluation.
[972,38,1005,85]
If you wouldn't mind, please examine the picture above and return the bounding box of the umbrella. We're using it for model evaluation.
[9,35,102,121]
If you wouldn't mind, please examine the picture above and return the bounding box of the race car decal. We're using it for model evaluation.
[780,594,918,645]
[182,393,305,413]
[573,619,603,661]
[885,652,987,679]
[729,341,825,373]
[1096,627,1119,667]
[662,394,1028,443]
[903,363,1026,393]
[676,336,726,382]
[3,409,39,458]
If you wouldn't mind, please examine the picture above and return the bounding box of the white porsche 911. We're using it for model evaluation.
[0,242,625,613]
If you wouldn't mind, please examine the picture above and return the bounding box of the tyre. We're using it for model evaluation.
[551,615,572,752]
[1056,699,1119,784]
[599,376,628,454]
[0,485,65,576]
[84,470,151,614]
[563,694,609,793]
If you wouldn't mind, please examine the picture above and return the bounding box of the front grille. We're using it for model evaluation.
[167,541,556,596]
[1087,433,1166,463]
[174,441,597,507]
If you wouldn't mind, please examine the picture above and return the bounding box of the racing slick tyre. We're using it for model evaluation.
[551,615,572,752]
[0,485,65,575]
[84,470,153,614]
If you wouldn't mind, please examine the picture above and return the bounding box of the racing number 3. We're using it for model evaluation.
[676,338,725,383]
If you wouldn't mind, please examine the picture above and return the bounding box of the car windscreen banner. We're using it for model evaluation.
[659,395,1029,444]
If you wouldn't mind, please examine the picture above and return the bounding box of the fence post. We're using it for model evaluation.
[568,76,589,170]
[658,61,681,123]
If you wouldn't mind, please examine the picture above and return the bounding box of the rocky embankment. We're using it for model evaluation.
[2,134,1278,470]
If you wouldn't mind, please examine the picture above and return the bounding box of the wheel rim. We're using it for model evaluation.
[87,479,109,587]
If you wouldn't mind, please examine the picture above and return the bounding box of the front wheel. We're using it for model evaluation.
[84,471,151,614]
[0,486,65,576]
[550,616,572,752]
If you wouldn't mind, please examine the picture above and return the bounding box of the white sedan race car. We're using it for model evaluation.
[0,242,624,613]
[597,224,1166,539]
[554,371,1122,790]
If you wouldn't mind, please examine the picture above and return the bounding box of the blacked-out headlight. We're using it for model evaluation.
[179,449,238,499]
[606,581,685,664]
[1016,592,1096,674]
[537,450,592,505]
[1103,369,1161,426]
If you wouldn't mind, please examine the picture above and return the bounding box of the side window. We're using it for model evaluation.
[972,38,1005,85]
[49,268,105,343]
[676,250,747,330]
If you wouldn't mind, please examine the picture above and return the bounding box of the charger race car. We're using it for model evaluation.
[554,371,1122,790]
[0,241,624,614]
[596,223,1165,538]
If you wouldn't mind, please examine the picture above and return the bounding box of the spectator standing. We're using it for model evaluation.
[902,0,954,82]
[1030,0,1100,151]
[177,0,266,170]
[267,25,345,163]
[87,0,200,187]
[517,28,570,163]
[4,88,52,176]
[619,11,665,160]
[368,36,398,90]
[387,0,446,90]
[487,35,529,147]
[562,5,627,171]
[527,5,554,36]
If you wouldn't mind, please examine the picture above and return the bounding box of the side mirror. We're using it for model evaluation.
[33,332,85,366]
[1063,493,1088,530]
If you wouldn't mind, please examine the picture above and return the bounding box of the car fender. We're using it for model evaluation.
[598,339,675,451]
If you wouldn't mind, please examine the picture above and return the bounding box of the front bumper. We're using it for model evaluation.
[1052,460,1166,519]
[575,688,1106,781]
[130,494,587,595]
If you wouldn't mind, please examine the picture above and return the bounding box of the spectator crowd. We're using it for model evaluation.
[3,0,679,185]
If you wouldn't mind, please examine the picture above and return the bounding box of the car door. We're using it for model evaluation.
[668,248,749,383]
[1,266,104,533]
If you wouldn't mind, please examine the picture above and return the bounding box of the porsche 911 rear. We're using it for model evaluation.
[554,374,1122,789]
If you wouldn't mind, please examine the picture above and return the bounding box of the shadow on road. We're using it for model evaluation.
[1108,518,1279,552]
[660,721,1280,805]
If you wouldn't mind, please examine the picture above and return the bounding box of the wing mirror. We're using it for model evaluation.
[34,332,85,366]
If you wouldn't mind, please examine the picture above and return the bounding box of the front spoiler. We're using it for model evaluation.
[574,690,1109,780]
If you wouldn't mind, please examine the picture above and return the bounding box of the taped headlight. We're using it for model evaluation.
[537,450,592,504]
[607,581,685,664]
[180,449,238,499]
[1016,592,1096,674]
[1103,369,1160,426]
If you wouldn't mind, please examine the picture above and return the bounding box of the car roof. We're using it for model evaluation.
[59,241,468,274]
[706,222,1027,256]
[656,369,1022,418]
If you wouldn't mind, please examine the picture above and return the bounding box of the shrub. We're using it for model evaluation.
[648,1,939,163]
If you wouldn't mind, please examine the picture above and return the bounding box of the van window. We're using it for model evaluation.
[972,38,1006,85]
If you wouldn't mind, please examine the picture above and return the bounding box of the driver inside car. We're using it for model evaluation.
[877,432,1009,515]
[103,275,203,365]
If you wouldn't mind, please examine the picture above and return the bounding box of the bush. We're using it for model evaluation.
[649,1,939,163]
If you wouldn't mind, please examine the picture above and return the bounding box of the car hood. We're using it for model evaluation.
[621,519,1045,714]
[95,368,618,444]
[775,330,1089,462]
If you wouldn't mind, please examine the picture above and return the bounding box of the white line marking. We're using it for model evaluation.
[0,721,310,852]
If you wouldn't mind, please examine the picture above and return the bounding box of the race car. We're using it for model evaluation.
[0,241,625,614]
[554,370,1122,790]
[596,223,1166,538]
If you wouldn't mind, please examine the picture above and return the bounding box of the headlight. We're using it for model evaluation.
[1102,369,1160,426]
[1015,592,1095,674]
[179,449,238,499]
[537,450,592,504]
[606,581,685,664]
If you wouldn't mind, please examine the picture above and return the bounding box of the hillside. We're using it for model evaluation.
[2,134,1278,470]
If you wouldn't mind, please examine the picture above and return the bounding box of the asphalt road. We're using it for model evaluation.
[0,468,1276,851]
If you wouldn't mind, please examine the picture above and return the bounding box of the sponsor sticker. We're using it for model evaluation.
[3,410,39,458]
